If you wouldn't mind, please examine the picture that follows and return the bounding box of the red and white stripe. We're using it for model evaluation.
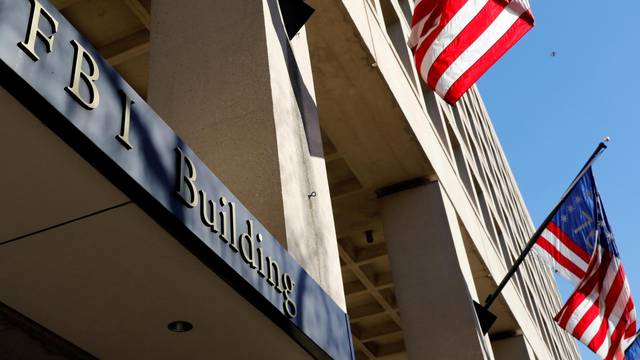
[554,248,637,360]
[534,221,591,284]
[408,0,534,104]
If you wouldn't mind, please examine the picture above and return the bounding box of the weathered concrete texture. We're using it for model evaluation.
[264,13,346,310]
[380,182,493,359]
[148,0,284,243]
[148,0,345,309]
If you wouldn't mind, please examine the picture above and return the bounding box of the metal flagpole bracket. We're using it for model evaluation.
[278,0,315,40]
[473,301,497,335]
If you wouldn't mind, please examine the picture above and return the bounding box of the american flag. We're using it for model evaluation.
[534,169,637,359]
[408,0,534,104]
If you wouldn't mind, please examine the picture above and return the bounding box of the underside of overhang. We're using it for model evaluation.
[0,86,310,358]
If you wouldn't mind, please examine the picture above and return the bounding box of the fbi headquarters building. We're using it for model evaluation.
[0,0,580,359]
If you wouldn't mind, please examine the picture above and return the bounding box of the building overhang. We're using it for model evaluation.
[0,0,353,358]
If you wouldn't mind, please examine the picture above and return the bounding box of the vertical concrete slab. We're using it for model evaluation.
[492,335,535,360]
[380,182,492,359]
[147,0,345,309]
[148,0,284,242]
[264,18,346,310]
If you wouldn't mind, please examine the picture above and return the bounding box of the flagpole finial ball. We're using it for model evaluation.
[603,136,610,143]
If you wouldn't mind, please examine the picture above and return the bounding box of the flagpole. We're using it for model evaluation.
[482,139,609,312]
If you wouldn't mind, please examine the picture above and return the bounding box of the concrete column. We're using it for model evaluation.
[147,0,345,309]
[492,335,535,360]
[380,182,492,359]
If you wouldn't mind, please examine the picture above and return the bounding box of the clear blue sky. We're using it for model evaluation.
[477,1,640,359]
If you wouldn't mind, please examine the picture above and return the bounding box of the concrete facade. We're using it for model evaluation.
[381,182,492,359]
[305,0,581,358]
[0,0,580,359]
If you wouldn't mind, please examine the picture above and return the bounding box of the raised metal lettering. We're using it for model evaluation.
[115,91,134,149]
[18,0,58,61]
[266,257,283,292]
[282,273,297,318]
[175,148,198,208]
[228,201,238,252]
[199,190,219,232]
[239,220,257,268]
[65,40,100,109]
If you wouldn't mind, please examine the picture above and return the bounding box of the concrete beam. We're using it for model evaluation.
[50,0,82,10]
[122,0,150,29]
[99,29,149,66]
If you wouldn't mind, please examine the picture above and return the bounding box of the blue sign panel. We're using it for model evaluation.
[0,0,354,358]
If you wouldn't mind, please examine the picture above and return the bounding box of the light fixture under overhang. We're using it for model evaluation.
[168,321,193,333]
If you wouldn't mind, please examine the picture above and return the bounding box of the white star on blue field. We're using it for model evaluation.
[477,1,640,359]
